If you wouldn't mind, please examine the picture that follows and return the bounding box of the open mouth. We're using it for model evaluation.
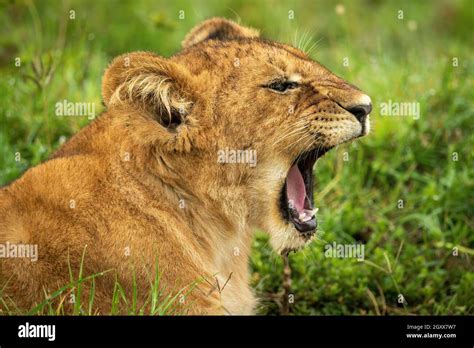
[280,147,331,237]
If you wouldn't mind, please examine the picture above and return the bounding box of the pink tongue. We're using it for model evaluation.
[286,165,306,213]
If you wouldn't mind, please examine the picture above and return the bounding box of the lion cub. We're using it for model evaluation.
[0,18,371,314]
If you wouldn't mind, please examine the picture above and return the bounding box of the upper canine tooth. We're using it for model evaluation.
[311,208,319,216]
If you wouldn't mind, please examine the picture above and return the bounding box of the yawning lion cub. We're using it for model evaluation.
[0,18,371,315]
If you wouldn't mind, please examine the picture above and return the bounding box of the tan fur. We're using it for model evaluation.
[0,18,370,315]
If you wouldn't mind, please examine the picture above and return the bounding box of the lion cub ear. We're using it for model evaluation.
[102,51,194,129]
[182,17,260,48]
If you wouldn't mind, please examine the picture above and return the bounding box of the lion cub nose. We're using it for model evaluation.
[346,94,372,124]
[347,103,372,123]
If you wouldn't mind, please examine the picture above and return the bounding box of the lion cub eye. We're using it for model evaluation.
[267,81,299,93]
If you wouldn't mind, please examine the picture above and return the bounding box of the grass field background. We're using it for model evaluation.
[0,0,473,315]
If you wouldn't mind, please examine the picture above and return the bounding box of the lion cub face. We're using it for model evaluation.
[102,18,371,254]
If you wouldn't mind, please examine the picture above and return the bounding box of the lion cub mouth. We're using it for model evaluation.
[280,148,331,237]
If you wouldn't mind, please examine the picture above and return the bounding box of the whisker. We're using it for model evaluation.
[272,121,309,147]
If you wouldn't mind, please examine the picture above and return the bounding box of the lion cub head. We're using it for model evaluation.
[101,18,371,254]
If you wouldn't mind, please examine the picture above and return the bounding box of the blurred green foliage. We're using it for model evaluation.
[0,0,473,315]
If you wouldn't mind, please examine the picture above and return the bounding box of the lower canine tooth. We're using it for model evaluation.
[299,213,311,222]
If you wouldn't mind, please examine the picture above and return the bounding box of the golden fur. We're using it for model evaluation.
[0,18,371,314]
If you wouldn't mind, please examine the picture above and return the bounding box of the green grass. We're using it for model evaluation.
[1,247,202,315]
[1,0,473,315]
